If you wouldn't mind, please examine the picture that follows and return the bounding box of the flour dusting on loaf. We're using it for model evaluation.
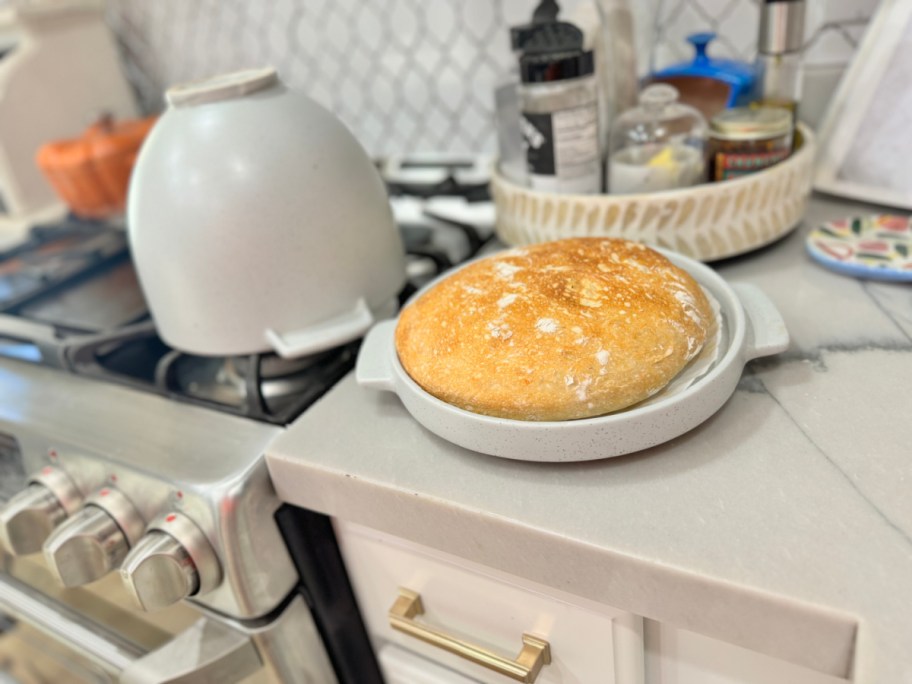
[395,238,713,421]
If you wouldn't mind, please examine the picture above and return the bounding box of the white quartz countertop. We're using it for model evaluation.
[267,194,912,683]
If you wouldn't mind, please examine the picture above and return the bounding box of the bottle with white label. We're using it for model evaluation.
[518,27,601,195]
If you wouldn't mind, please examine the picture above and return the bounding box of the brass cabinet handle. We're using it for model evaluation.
[388,588,552,683]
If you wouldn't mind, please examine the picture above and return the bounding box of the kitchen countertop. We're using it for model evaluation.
[267,193,912,683]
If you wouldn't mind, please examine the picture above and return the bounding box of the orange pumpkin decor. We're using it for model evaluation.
[36,114,157,219]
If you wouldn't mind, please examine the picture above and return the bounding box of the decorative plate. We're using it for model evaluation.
[806,215,912,281]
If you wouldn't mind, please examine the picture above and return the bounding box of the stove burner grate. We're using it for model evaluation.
[65,321,357,425]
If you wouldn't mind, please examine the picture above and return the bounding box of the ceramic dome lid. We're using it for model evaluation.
[129,67,406,359]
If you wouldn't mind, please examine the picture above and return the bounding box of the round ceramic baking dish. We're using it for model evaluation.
[356,249,788,462]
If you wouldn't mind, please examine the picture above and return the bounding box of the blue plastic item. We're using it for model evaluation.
[652,33,755,108]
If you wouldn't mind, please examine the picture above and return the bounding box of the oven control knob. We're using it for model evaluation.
[120,512,221,612]
[119,531,199,611]
[0,467,81,555]
[43,487,144,587]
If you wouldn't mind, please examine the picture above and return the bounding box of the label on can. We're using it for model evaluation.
[521,104,600,193]
[713,149,790,181]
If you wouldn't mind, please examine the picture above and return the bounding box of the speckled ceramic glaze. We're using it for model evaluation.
[129,67,406,358]
[357,249,789,461]
[806,214,912,282]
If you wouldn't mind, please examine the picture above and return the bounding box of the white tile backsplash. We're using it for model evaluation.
[105,0,877,155]
[807,0,880,25]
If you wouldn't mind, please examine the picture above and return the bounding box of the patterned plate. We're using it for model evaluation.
[806,214,912,282]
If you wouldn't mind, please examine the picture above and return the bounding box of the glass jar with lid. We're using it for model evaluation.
[708,106,793,181]
[608,84,707,194]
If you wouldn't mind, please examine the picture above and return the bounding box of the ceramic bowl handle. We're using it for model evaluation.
[732,283,790,361]
[265,299,374,359]
[356,320,398,392]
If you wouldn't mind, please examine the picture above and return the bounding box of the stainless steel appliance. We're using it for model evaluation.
[0,220,382,683]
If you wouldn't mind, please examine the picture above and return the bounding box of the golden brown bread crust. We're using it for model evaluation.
[395,238,713,421]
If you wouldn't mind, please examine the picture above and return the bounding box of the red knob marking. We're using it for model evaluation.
[42,466,52,475]
[165,514,177,523]
[100,488,109,497]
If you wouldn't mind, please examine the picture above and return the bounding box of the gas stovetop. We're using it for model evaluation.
[0,218,358,425]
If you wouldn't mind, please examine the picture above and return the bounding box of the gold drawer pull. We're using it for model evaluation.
[388,588,552,683]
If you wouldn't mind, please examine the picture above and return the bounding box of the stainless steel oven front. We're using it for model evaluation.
[0,358,376,683]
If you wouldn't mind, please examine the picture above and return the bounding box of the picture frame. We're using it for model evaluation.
[813,0,912,210]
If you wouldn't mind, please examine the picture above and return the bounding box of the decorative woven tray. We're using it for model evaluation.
[491,124,815,262]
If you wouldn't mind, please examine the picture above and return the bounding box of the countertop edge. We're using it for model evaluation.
[266,449,857,679]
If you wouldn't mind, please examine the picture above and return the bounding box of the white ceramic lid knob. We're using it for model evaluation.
[166,67,278,108]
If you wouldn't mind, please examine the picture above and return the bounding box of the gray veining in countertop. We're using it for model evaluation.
[267,194,912,683]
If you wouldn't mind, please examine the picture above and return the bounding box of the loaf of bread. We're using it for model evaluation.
[395,238,713,421]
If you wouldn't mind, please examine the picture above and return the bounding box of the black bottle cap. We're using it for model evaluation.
[523,20,583,54]
[511,25,536,52]
[520,49,594,83]
[517,20,590,83]
[511,0,562,51]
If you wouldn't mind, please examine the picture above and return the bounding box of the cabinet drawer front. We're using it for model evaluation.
[336,521,635,684]
[379,644,481,684]
[645,622,848,684]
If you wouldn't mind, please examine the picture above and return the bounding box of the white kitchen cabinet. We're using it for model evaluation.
[335,521,645,684]
[644,620,848,684]
[335,521,849,684]
[379,644,483,683]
